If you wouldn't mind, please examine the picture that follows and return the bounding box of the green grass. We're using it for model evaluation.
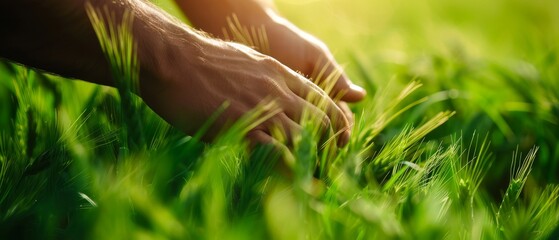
[1,0,559,239]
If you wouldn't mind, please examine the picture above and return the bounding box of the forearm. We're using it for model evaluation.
[0,0,202,90]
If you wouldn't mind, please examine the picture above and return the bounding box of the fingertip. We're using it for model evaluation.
[337,129,350,147]
[341,83,367,102]
[350,83,367,96]
[246,129,296,173]
[335,73,366,102]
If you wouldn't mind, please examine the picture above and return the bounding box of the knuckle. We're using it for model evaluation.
[260,56,281,68]
[246,128,266,141]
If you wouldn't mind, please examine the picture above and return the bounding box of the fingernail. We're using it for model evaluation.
[350,83,367,95]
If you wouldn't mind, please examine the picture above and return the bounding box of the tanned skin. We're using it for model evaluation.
[0,0,366,146]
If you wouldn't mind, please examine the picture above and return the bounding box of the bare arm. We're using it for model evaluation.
[0,0,197,87]
[0,0,351,146]
[0,0,112,85]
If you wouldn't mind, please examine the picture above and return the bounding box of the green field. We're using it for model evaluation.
[1,0,559,239]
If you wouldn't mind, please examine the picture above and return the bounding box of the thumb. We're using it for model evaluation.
[313,59,366,102]
[335,72,367,102]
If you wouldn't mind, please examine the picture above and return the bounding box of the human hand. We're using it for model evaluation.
[248,14,367,103]
[176,0,366,125]
[1,0,352,147]
[139,36,351,146]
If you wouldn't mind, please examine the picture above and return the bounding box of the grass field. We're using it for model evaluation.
[1,0,559,239]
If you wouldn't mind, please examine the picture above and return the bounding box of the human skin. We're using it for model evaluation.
[176,0,366,103]
[0,0,362,146]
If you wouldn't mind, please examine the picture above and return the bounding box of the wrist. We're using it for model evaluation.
[123,2,205,97]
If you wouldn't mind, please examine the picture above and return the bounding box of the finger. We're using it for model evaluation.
[284,73,350,147]
[283,96,342,149]
[282,95,331,133]
[336,101,354,128]
[310,56,366,103]
[266,112,303,146]
[245,128,295,171]
[246,128,275,148]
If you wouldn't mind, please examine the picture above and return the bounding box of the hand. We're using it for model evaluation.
[252,14,367,103]
[0,0,352,147]
[139,37,351,146]
[176,0,366,125]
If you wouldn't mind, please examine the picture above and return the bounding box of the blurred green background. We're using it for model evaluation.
[1,0,558,239]
[272,0,559,184]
